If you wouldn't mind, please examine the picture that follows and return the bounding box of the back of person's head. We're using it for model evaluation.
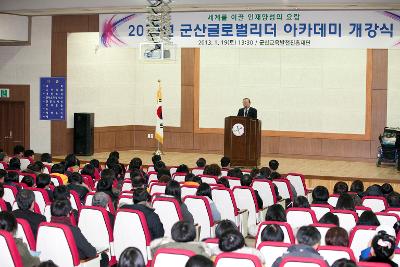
[196,183,212,199]
[0,184,5,198]
[151,154,162,165]
[0,211,17,235]
[165,180,182,203]
[133,188,150,204]
[250,168,259,178]
[158,175,171,184]
[203,164,221,177]
[21,176,34,187]
[51,163,65,174]
[227,168,243,179]
[219,230,245,252]
[312,186,329,204]
[101,168,116,181]
[53,185,70,200]
[92,192,110,208]
[0,169,7,181]
[331,259,357,267]
[109,151,119,159]
[357,210,380,226]
[333,182,348,195]
[106,156,119,170]
[37,261,58,267]
[64,154,79,169]
[293,196,310,208]
[154,161,166,172]
[68,172,83,184]
[97,178,113,192]
[192,176,202,185]
[9,157,21,170]
[381,183,393,195]
[81,164,95,179]
[157,168,171,179]
[90,159,100,169]
[296,225,321,247]
[325,227,349,247]
[220,156,230,168]
[129,157,142,170]
[335,193,355,211]
[16,189,35,210]
[215,219,238,239]
[269,172,281,180]
[28,161,44,173]
[185,255,213,267]
[318,212,340,226]
[131,171,146,189]
[265,204,286,222]
[118,247,145,267]
[40,153,52,163]
[5,171,18,183]
[171,221,196,242]
[176,164,189,174]
[196,158,206,168]
[24,149,35,158]
[240,174,253,187]
[0,152,6,162]
[269,160,279,171]
[371,231,396,259]
[51,199,71,217]
[387,191,400,208]
[217,177,230,188]
[258,167,271,179]
[364,184,383,197]
[261,224,285,242]
[350,180,364,195]
[13,145,25,156]
[185,173,195,182]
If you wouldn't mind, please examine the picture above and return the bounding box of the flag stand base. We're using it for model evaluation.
[153,142,164,155]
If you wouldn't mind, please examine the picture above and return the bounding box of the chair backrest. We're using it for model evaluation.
[310,223,336,246]
[183,195,215,240]
[118,195,133,207]
[0,198,8,211]
[327,194,339,207]
[147,166,155,173]
[181,185,198,199]
[20,158,32,171]
[198,174,218,184]
[279,257,328,267]
[357,262,392,267]
[215,252,263,267]
[169,167,178,176]
[349,225,378,260]
[3,185,17,204]
[286,173,307,196]
[375,212,400,227]
[113,209,151,264]
[212,187,239,224]
[233,186,260,229]
[310,204,332,221]
[0,161,8,169]
[78,206,113,252]
[153,197,183,237]
[172,172,187,183]
[69,190,82,211]
[149,183,166,196]
[255,221,295,248]
[30,188,51,214]
[386,208,400,217]
[225,176,242,188]
[252,179,277,208]
[355,206,372,217]
[362,196,388,213]
[273,179,294,200]
[0,230,23,267]
[257,242,290,267]
[331,210,358,232]
[36,222,80,267]
[191,168,204,176]
[317,246,356,266]
[50,175,63,186]
[286,208,317,230]
[392,249,400,266]
[148,171,158,184]
[152,248,195,267]
[81,175,95,190]
[16,218,36,251]
[204,238,219,250]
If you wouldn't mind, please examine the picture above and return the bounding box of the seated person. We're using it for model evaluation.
[220,156,231,170]
[8,157,21,171]
[12,189,46,238]
[21,175,35,188]
[150,221,211,257]
[40,153,53,166]
[36,173,54,201]
[118,247,145,267]
[335,193,356,211]
[240,174,263,209]
[332,259,357,267]
[195,158,206,169]
[318,212,339,226]
[356,211,380,226]
[292,196,310,208]
[185,255,213,267]
[325,227,349,247]
[4,171,22,191]
[50,199,97,260]
[387,191,400,208]
[217,177,230,189]
[121,188,164,240]
[130,170,147,191]
[67,172,89,203]
[92,192,115,228]
[203,164,221,177]
[183,173,200,186]
[196,183,221,221]
[0,211,40,267]
[261,224,285,242]
[218,230,265,264]
[0,184,12,211]
[50,163,68,185]
[311,186,330,205]
[272,226,327,267]
[364,230,397,267]
[97,169,119,208]
[265,204,286,222]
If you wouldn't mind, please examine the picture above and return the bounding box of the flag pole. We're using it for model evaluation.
[154,79,164,156]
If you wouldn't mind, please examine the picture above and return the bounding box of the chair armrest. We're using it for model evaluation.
[238,209,248,214]
[80,254,99,263]
[194,223,202,242]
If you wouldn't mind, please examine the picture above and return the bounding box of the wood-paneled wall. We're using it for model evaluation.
[51,15,388,162]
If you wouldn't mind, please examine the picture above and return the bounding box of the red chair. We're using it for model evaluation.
[3,185,18,205]
[149,182,166,196]
[152,248,195,267]
[327,194,340,207]
[50,174,64,186]
[81,175,95,190]
[355,206,372,217]
[0,230,23,267]
[286,173,309,197]
[279,257,328,267]
[310,204,332,221]
[357,262,391,267]
[255,221,295,248]
[386,207,400,217]
[215,252,262,267]
[0,161,9,169]
[69,190,82,211]
[30,188,51,214]
[184,195,216,240]
[0,198,8,211]
[16,218,36,251]
[317,246,356,265]
[181,184,198,199]
[286,208,317,230]
[191,167,204,176]
[152,197,183,238]
[349,225,378,260]
[172,172,187,183]
[331,210,358,232]
[310,223,336,246]
[252,179,277,207]
[362,196,388,213]
[273,179,295,200]
[224,176,242,188]
[257,242,290,267]
[198,174,218,184]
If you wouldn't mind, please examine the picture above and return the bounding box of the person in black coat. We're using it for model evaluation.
[121,188,164,240]
[237,98,257,119]
[92,192,115,228]
[67,172,89,203]
[240,174,263,209]
[12,189,46,238]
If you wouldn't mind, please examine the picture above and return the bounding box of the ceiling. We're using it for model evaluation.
[1,0,400,16]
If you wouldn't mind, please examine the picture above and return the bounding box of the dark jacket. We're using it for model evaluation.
[69,225,97,260]
[366,256,398,267]
[121,202,164,240]
[5,201,12,212]
[272,244,327,267]
[12,209,46,238]
[14,237,40,267]
[254,190,264,209]
[45,188,54,202]
[68,184,89,203]
[108,211,115,229]
[237,107,257,119]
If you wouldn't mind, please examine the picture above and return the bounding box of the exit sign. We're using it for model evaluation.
[0,88,10,98]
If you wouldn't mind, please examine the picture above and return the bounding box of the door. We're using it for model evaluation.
[0,101,25,155]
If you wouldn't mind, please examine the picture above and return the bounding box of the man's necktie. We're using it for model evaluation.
[245,108,248,117]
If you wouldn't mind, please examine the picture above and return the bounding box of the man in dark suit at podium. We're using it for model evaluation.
[237,98,257,119]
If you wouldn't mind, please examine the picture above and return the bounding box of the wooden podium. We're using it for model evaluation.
[224,116,261,167]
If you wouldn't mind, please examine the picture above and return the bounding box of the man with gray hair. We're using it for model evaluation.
[92,192,115,227]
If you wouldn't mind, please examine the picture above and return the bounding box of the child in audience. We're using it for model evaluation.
[185,255,213,267]
[13,145,25,159]
[196,183,221,221]
[261,224,285,242]
[365,231,398,267]
[21,175,35,187]
[195,158,206,168]
[387,191,400,208]
[217,177,230,188]
[318,212,339,226]
[8,157,21,171]
[325,227,349,247]
[0,211,40,267]
[350,180,364,197]
[4,171,21,191]
[92,192,115,228]
[333,181,348,195]
[331,259,357,267]
[269,160,279,173]
[176,164,190,174]
[335,193,355,211]
[40,153,53,166]
[118,247,145,267]
[265,204,286,222]
[356,210,380,226]
[23,150,35,162]
[203,164,221,177]
[293,196,310,208]
[67,172,90,203]
[51,163,68,184]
